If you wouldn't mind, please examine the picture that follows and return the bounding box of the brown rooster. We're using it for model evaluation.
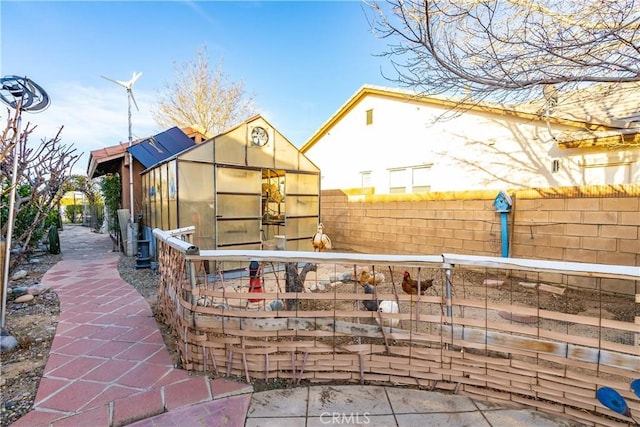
[402,271,433,295]
[358,270,385,287]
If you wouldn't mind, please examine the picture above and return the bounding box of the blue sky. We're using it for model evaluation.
[1,1,395,174]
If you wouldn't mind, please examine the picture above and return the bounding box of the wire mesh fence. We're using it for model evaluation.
[154,227,639,427]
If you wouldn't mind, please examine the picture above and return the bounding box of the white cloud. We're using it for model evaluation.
[18,81,161,175]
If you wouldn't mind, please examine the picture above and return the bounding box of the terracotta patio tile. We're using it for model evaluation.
[81,302,123,314]
[144,347,174,366]
[47,356,105,380]
[38,380,106,412]
[82,358,137,382]
[87,324,129,340]
[116,342,164,361]
[34,377,72,405]
[42,353,76,373]
[151,369,191,388]
[112,303,152,317]
[86,339,134,358]
[54,338,108,356]
[49,336,76,351]
[91,312,129,325]
[57,311,98,325]
[61,323,106,338]
[116,326,158,343]
[105,288,139,298]
[211,378,254,398]
[164,377,212,410]
[10,409,65,427]
[128,394,251,427]
[50,405,109,427]
[112,389,165,427]
[141,329,166,346]
[116,363,173,389]
[114,316,157,328]
[81,384,138,411]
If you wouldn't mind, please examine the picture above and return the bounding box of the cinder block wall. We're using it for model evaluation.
[319,185,639,294]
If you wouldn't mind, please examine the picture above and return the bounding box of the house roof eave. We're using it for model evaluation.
[300,85,602,154]
[557,129,640,149]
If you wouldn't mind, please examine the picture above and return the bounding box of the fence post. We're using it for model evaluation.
[444,263,453,319]
[186,259,198,305]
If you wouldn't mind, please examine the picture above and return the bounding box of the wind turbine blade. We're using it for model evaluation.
[129,89,140,111]
[101,75,127,88]
[131,72,142,85]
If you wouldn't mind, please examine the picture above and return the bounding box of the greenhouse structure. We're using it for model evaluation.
[139,115,321,263]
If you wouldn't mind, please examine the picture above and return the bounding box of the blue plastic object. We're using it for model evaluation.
[493,191,513,257]
[597,387,631,416]
[631,379,640,399]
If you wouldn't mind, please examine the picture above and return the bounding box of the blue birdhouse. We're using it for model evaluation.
[493,190,512,213]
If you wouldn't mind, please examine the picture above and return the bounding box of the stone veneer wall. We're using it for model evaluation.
[319,184,639,294]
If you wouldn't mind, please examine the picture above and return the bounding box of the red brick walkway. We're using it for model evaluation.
[12,226,252,427]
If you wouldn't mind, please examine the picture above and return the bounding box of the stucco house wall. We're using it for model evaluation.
[302,86,639,194]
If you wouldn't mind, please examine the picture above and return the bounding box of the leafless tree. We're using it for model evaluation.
[366,0,640,103]
[152,45,256,137]
[1,107,80,265]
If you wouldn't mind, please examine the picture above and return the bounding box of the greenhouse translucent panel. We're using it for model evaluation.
[141,173,149,228]
[286,173,319,195]
[196,235,215,250]
[168,161,177,230]
[217,219,261,245]
[217,194,260,218]
[274,138,299,170]
[286,195,318,217]
[154,168,161,229]
[168,198,177,230]
[285,217,318,240]
[246,137,275,168]
[146,173,156,229]
[298,152,320,173]
[214,134,245,165]
[286,239,310,252]
[160,164,169,230]
[179,141,213,162]
[211,249,261,273]
[178,161,215,249]
[216,167,261,193]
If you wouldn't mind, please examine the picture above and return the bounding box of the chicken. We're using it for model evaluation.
[311,223,332,252]
[375,300,400,327]
[358,270,385,287]
[402,271,433,295]
[361,284,380,311]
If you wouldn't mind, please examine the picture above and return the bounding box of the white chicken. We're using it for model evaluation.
[311,223,332,252]
[375,300,400,328]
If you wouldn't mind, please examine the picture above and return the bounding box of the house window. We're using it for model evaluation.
[365,109,373,125]
[411,165,432,192]
[361,171,372,188]
[389,168,407,193]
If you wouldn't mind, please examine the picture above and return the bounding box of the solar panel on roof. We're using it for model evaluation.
[127,127,196,168]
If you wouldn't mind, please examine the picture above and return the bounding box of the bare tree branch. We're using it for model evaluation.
[152,45,257,137]
[367,0,640,103]
[1,108,80,263]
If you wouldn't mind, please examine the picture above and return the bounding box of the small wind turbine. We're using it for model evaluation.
[101,72,142,225]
